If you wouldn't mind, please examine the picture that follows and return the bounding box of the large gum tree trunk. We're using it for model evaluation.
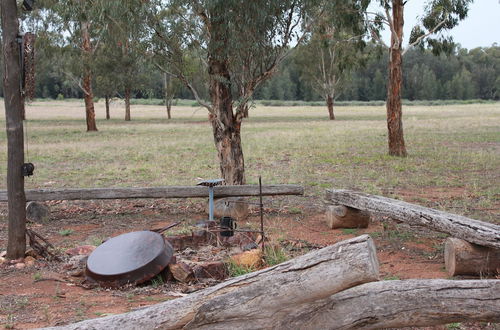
[386,0,406,157]
[2,0,27,259]
[164,72,172,119]
[326,94,335,120]
[81,21,98,132]
[124,87,131,121]
[208,59,245,185]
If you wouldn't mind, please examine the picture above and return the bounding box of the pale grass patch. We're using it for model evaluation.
[0,101,498,223]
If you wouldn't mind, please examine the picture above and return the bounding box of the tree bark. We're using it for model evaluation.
[1,0,27,259]
[43,235,380,330]
[124,86,131,121]
[164,72,172,119]
[208,56,245,185]
[81,21,97,132]
[105,95,110,120]
[283,279,500,329]
[325,189,500,249]
[327,94,335,120]
[386,0,406,157]
[445,238,500,276]
[0,184,304,201]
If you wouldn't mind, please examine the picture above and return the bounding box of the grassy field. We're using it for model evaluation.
[0,99,498,223]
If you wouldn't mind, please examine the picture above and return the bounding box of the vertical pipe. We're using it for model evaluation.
[208,186,214,221]
[259,176,265,251]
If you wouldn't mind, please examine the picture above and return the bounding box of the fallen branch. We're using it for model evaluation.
[26,229,61,261]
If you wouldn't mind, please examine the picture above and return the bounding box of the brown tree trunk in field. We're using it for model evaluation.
[1,0,27,259]
[386,0,406,157]
[105,95,110,120]
[207,14,246,185]
[81,22,98,132]
[209,59,245,185]
[326,94,335,120]
[124,87,131,121]
[164,72,172,119]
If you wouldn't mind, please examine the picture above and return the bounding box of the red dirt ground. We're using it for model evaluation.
[0,197,497,329]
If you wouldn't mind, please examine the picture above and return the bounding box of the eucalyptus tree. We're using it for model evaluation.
[296,1,368,120]
[43,0,115,131]
[368,0,473,156]
[142,0,322,184]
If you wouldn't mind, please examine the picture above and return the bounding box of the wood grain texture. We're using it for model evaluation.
[326,189,500,249]
[284,279,500,329]
[43,235,379,330]
[445,238,500,276]
[0,185,303,202]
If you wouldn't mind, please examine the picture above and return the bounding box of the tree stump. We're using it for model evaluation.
[26,201,50,223]
[445,238,500,276]
[325,205,370,229]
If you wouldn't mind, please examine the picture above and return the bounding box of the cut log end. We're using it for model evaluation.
[325,205,370,229]
[445,237,500,277]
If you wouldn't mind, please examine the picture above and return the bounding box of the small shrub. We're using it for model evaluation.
[225,260,255,277]
[264,245,289,266]
[341,228,358,235]
[58,229,74,236]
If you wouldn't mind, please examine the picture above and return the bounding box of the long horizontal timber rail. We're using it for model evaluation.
[0,185,303,202]
[326,189,500,249]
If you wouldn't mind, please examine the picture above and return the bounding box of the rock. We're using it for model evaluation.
[230,249,263,269]
[25,248,40,258]
[65,255,88,270]
[0,251,6,258]
[15,263,26,269]
[25,256,36,267]
[242,242,259,251]
[168,262,194,283]
[26,201,50,223]
[0,257,5,265]
[193,261,228,281]
[207,197,250,220]
[65,245,96,256]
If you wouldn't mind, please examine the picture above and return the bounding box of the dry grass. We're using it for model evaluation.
[0,100,498,223]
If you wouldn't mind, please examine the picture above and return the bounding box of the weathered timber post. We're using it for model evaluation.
[445,238,500,277]
[1,0,27,259]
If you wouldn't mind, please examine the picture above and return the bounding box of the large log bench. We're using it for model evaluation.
[325,189,500,276]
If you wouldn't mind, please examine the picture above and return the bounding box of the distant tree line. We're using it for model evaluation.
[0,44,498,102]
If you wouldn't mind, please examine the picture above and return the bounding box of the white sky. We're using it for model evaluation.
[377,0,500,49]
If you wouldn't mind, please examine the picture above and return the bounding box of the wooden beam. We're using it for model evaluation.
[0,185,303,202]
[43,235,379,330]
[326,189,500,249]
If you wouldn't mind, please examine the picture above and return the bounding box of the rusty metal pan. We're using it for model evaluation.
[86,230,173,288]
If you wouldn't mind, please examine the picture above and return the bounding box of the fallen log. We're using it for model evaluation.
[44,235,379,330]
[283,279,500,329]
[445,237,500,276]
[0,184,304,202]
[326,189,500,249]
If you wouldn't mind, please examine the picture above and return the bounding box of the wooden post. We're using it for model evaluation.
[1,0,27,259]
[325,205,370,229]
[445,238,500,277]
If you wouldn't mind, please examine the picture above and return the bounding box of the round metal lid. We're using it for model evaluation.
[86,231,173,287]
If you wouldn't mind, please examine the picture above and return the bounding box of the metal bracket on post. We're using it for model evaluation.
[197,179,224,221]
